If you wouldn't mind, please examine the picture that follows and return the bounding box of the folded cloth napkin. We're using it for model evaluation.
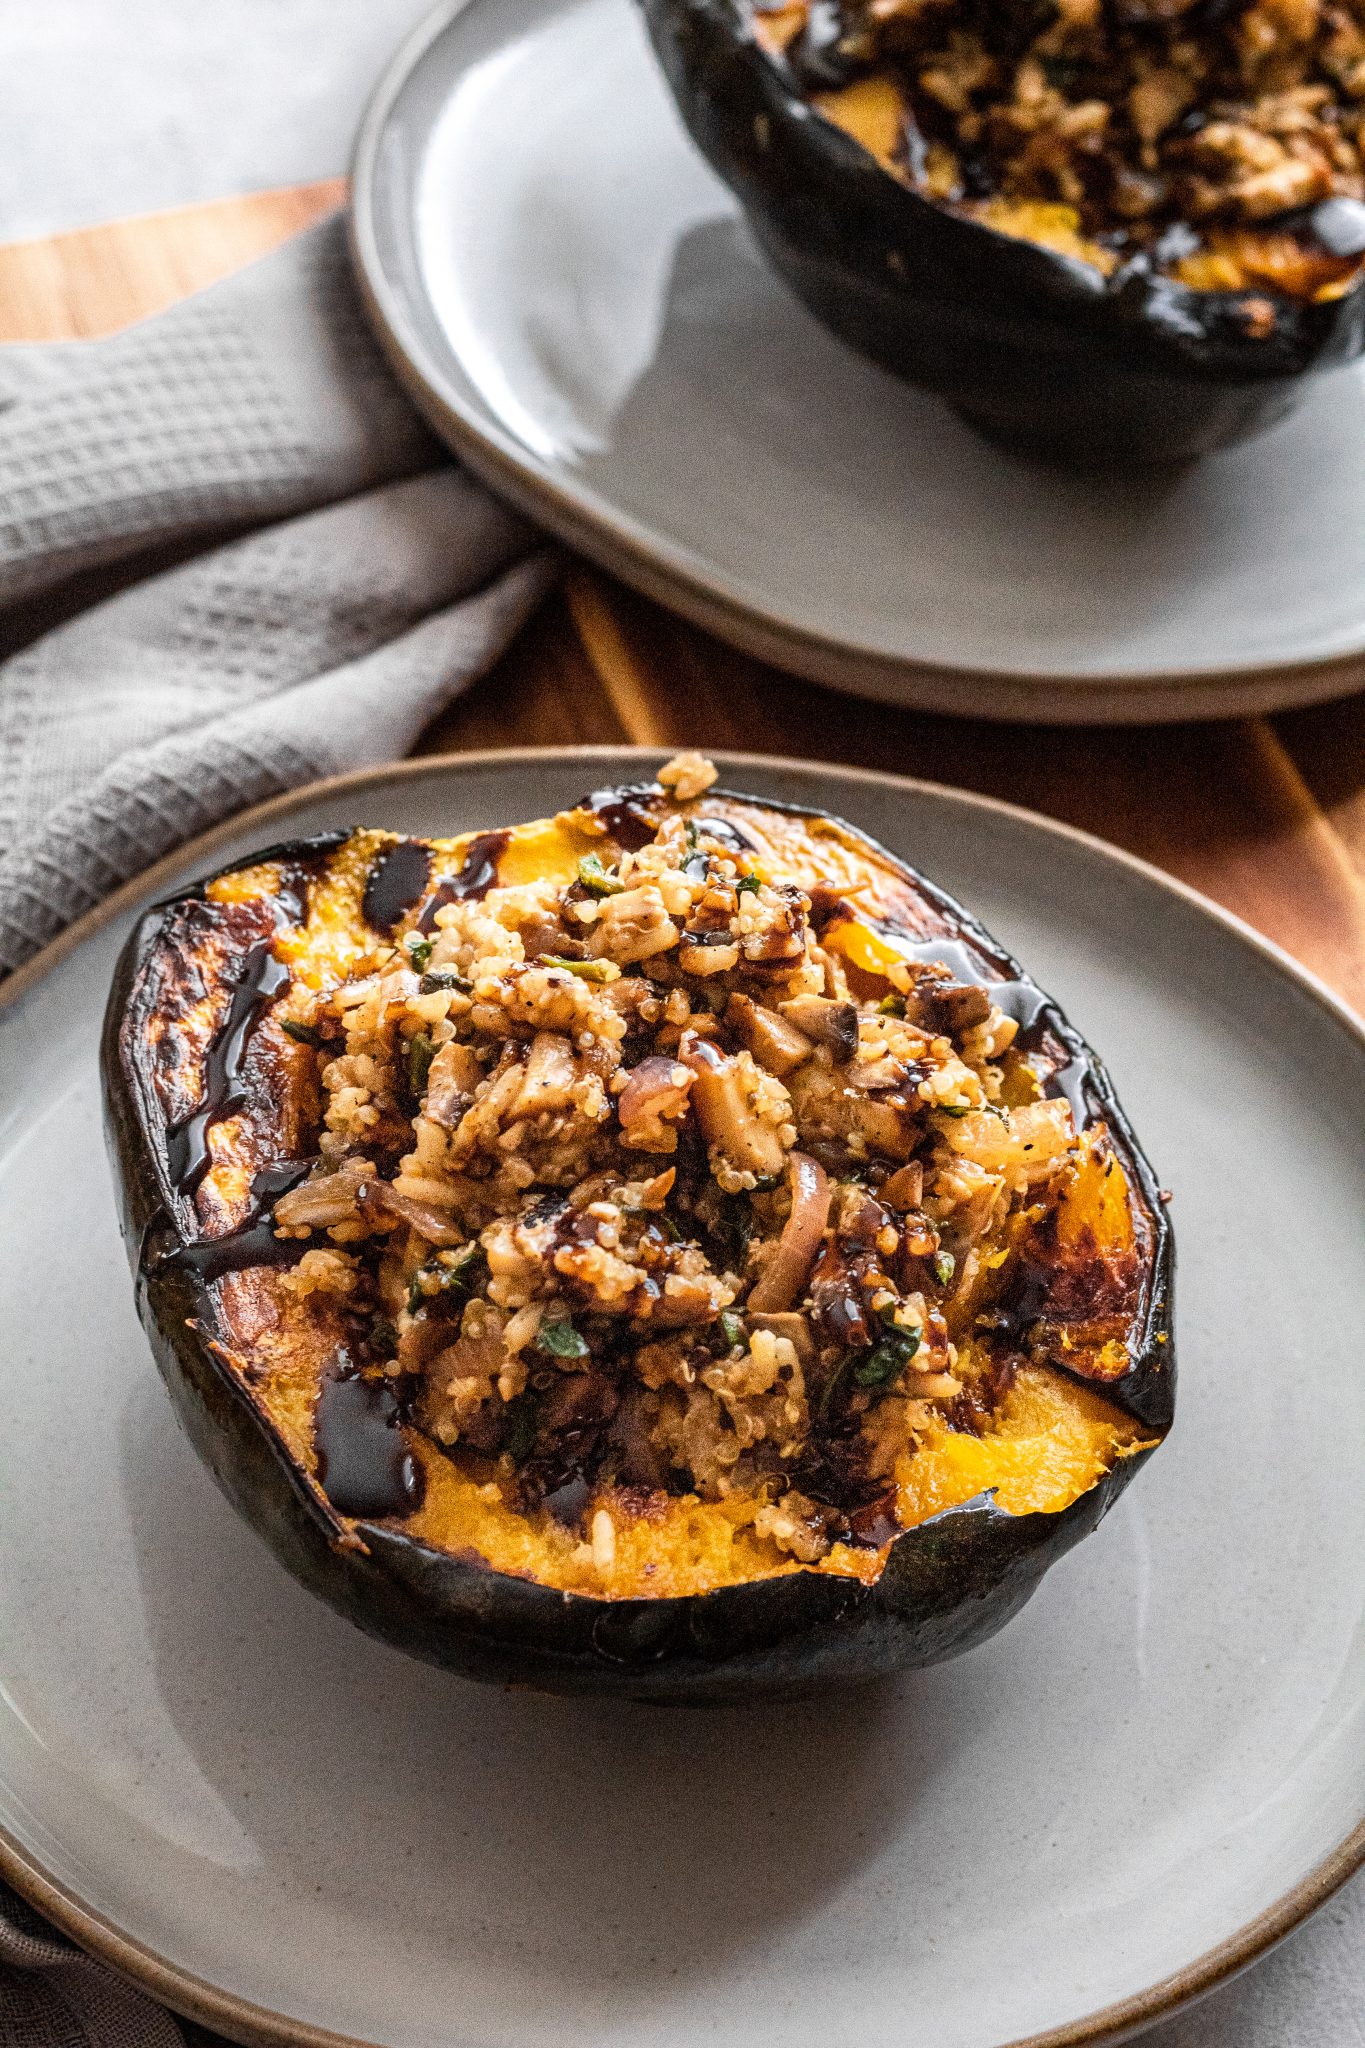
[0,212,555,976]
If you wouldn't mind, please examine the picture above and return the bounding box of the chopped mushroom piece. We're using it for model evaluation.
[779,995,860,1060]
[679,1032,792,1184]
[727,992,815,1074]
[423,1041,484,1128]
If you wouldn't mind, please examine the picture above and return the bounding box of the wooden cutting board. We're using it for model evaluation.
[3,182,1363,1014]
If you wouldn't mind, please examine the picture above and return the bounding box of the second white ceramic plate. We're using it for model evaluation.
[353,0,1365,722]
[1,751,1363,2048]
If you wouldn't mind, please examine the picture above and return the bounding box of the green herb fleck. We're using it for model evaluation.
[407,1032,435,1097]
[719,1309,746,1351]
[419,965,470,994]
[855,1340,909,1388]
[537,1314,590,1359]
[854,1323,923,1387]
[577,852,625,898]
[685,819,700,852]
[280,1018,321,1047]
[406,934,434,972]
[938,1101,971,1120]
[735,872,761,896]
[877,993,906,1017]
[933,1250,956,1287]
[408,1242,486,1314]
[441,1243,487,1295]
[540,955,617,982]
[370,1316,399,1358]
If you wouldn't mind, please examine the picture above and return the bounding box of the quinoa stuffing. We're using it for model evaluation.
[204,756,1158,1594]
[753,0,1365,295]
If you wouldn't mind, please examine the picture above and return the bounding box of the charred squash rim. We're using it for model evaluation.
[643,0,1365,373]
[631,0,1365,462]
[751,3,1365,316]
[2,749,1362,2047]
[101,758,1174,1699]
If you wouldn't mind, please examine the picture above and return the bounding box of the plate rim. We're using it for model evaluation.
[347,0,1365,724]
[2,742,1363,2048]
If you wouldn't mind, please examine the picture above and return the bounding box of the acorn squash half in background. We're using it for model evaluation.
[638,0,1365,465]
[103,764,1174,1702]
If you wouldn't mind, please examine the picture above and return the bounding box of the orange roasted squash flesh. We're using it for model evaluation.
[107,775,1173,1696]
[156,786,1171,1603]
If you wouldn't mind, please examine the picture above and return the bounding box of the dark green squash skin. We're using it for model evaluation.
[100,800,1174,1704]
[638,0,1365,466]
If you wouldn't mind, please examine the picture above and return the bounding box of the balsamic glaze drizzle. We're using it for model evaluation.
[417,829,513,930]
[270,857,325,928]
[883,932,1093,1128]
[691,814,757,853]
[249,1159,317,1206]
[164,1214,311,1283]
[161,870,319,1276]
[159,1160,318,1282]
[582,784,663,851]
[165,941,290,1201]
[314,1369,424,1519]
[362,840,433,933]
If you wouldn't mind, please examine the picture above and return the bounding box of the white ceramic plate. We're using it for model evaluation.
[1,750,1363,2048]
[351,0,1365,724]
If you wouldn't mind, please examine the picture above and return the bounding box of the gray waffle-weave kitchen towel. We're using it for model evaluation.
[0,211,436,603]
[0,1879,186,2048]
[0,212,554,976]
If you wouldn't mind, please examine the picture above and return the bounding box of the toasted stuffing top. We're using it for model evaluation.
[754,0,1365,296]
[263,756,1131,1568]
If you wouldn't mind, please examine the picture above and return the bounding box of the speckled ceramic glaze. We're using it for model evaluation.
[351,0,1365,723]
[0,752,1362,2048]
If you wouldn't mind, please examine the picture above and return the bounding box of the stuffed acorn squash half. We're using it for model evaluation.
[640,0,1365,463]
[103,756,1173,1701]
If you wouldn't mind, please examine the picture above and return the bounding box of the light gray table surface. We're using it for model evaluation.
[0,0,431,239]
[0,3,1359,2040]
